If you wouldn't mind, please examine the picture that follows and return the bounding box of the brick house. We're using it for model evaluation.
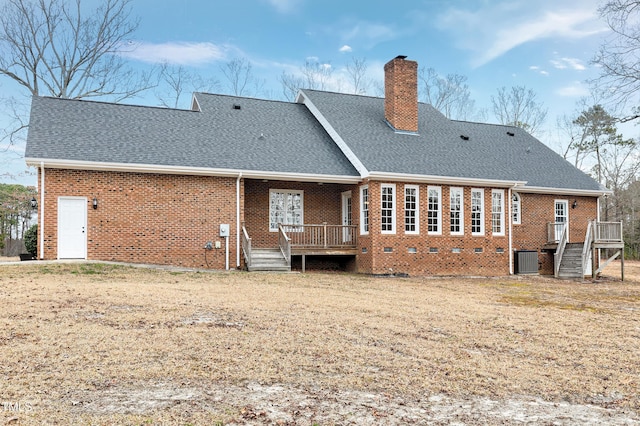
[25,56,621,277]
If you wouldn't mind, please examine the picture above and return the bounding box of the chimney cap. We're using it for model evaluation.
[395,55,408,60]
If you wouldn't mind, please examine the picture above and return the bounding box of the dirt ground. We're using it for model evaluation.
[0,259,638,425]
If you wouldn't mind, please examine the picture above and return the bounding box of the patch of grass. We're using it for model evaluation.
[499,294,607,313]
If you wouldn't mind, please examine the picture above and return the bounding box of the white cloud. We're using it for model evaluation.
[436,1,607,67]
[339,45,353,53]
[118,41,226,65]
[551,57,586,70]
[530,65,550,76]
[266,0,301,14]
[556,81,589,97]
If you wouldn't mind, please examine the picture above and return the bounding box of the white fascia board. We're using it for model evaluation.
[190,94,201,112]
[367,171,527,188]
[24,158,361,184]
[516,185,612,197]
[296,90,369,178]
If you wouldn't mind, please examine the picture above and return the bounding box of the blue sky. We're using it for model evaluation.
[0,0,625,185]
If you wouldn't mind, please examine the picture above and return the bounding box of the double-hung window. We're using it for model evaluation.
[427,186,441,235]
[381,184,396,234]
[360,185,369,235]
[450,187,463,235]
[269,189,303,232]
[471,189,484,236]
[404,185,419,234]
[492,189,505,236]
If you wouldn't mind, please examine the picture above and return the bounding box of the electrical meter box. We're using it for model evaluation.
[219,224,230,237]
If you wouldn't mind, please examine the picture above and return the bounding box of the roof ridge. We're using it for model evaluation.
[35,95,197,113]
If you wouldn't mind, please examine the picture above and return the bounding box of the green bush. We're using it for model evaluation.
[24,224,37,256]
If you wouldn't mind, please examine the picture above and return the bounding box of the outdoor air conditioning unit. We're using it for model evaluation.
[514,250,538,274]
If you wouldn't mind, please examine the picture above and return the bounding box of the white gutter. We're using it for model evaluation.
[39,162,44,259]
[516,185,612,197]
[236,172,242,269]
[24,158,361,184]
[367,171,527,188]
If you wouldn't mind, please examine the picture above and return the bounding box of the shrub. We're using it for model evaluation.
[24,224,37,256]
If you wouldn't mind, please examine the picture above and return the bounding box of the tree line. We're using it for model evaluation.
[1,0,639,258]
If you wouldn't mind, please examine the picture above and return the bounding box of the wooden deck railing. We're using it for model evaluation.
[594,221,623,242]
[547,222,566,243]
[280,223,358,248]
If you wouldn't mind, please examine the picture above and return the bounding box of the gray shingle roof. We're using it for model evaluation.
[25,94,360,178]
[25,89,605,193]
[301,89,604,192]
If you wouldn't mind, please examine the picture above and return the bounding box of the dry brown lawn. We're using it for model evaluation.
[0,260,638,425]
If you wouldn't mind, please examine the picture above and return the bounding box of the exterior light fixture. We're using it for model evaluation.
[92,197,98,210]
[31,197,37,209]
[572,200,577,209]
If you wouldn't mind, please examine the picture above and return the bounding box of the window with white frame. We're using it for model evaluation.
[492,189,505,235]
[450,187,464,235]
[471,188,484,235]
[427,186,441,235]
[360,185,369,235]
[404,185,419,234]
[381,184,396,233]
[269,189,303,232]
[512,192,521,224]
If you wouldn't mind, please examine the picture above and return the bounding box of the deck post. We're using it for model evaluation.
[323,222,327,248]
[621,249,624,282]
[302,254,306,273]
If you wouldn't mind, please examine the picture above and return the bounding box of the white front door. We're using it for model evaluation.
[341,191,352,243]
[58,197,87,259]
[555,200,568,242]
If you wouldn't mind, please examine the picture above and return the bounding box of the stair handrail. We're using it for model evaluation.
[241,224,252,269]
[581,220,595,277]
[277,224,291,267]
[554,222,568,278]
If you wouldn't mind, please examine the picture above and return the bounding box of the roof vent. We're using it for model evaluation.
[232,104,241,110]
[460,135,470,141]
[507,131,515,137]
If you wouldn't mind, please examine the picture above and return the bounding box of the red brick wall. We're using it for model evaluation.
[384,57,418,133]
[40,169,239,269]
[359,182,510,276]
[512,193,598,275]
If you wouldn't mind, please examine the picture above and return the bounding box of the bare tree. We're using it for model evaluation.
[491,86,548,136]
[0,0,151,100]
[419,67,477,120]
[593,0,640,119]
[345,57,369,95]
[220,57,264,97]
[156,63,219,109]
[280,59,334,101]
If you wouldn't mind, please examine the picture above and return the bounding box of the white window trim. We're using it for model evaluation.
[450,187,464,236]
[427,186,442,236]
[381,183,396,234]
[269,189,304,232]
[360,185,369,235]
[492,189,505,236]
[404,184,420,235]
[512,192,521,225]
[471,188,485,236]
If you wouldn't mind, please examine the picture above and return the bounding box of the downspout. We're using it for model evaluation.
[508,186,513,275]
[39,162,45,259]
[236,172,242,268]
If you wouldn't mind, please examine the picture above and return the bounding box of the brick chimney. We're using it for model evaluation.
[384,55,418,133]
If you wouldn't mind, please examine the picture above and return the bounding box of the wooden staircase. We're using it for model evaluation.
[556,243,584,279]
[246,248,290,272]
